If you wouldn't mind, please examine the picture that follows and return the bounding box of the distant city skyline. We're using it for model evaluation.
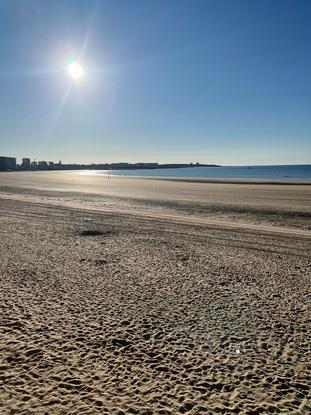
[8,154,311,167]
[0,0,310,165]
[0,155,220,172]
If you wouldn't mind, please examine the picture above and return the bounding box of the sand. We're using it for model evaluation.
[1,171,311,231]
[0,172,310,414]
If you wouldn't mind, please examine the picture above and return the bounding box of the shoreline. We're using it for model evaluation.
[0,171,310,233]
[1,170,311,185]
[140,176,311,185]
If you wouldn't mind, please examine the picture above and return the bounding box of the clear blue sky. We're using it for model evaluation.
[0,0,310,165]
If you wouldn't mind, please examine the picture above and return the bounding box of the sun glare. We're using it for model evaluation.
[67,61,84,80]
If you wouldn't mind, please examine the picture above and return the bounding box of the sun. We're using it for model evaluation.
[67,61,84,80]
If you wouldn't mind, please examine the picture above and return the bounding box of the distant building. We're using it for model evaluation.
[21,158,31,169]
[0,156,17,171]
[38,161,48,168]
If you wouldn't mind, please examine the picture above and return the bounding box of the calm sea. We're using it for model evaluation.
[95,165,311,180]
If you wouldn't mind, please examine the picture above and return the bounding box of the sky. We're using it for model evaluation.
[0,0,310,165]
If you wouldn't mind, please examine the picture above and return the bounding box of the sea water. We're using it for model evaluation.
[94,165,311,180]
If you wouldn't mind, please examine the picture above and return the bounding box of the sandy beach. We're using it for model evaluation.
[0,172,310,414]
[1,171,311,231]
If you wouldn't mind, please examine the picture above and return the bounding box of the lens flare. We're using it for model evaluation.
[67,61,84,80]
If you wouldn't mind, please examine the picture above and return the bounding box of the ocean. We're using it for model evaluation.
[93,164,311,180]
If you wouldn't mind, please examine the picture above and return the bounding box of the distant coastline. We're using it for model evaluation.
[17,162,220,172]
[0,156,220,172]
[1,156,310,180]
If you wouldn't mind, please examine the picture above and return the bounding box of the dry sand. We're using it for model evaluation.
[0,172,310,414]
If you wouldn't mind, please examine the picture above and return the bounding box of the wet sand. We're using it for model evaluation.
[1,171,311,231]
[0,172,310,414]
